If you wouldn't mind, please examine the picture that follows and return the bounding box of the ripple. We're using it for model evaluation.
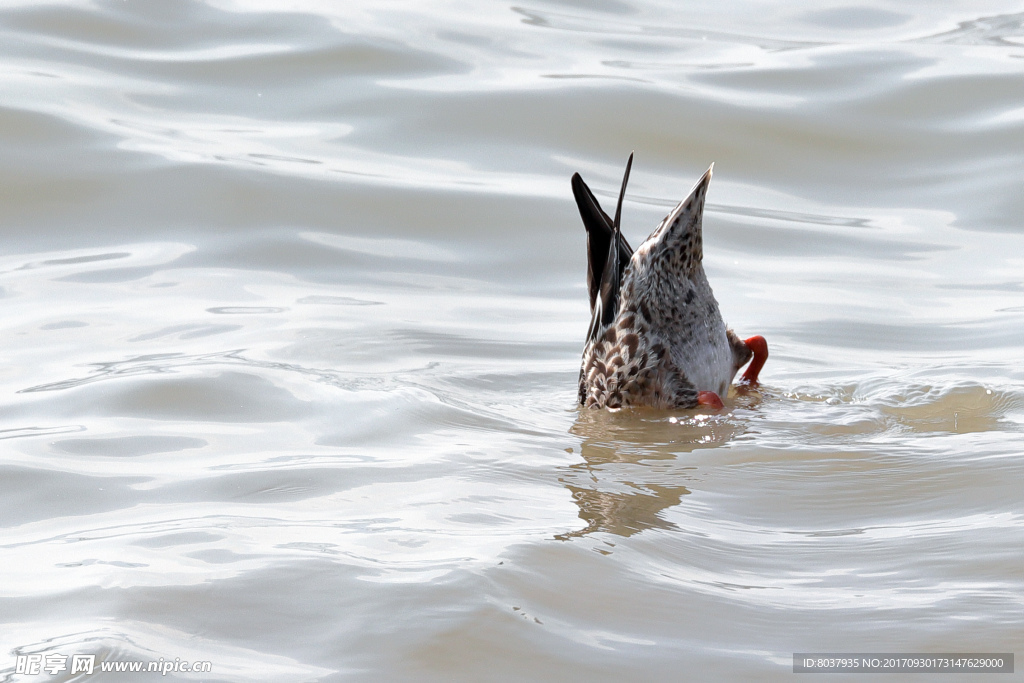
[0,425,86,441]
[52,435,207,457]
[205,306,287,315]
[916,11,1024,46]
[866,382,1023,434]
[296,295,383,306]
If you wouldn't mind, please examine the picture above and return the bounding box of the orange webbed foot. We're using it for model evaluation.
[697,391,724,410]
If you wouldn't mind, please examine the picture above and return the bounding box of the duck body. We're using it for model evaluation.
[573,156,763,410]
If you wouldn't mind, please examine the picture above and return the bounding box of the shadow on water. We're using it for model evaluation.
[557,401,755,540]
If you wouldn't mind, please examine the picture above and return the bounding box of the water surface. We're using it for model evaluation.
[1,1,1023,680]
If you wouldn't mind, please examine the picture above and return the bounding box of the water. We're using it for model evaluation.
[1,1,1023,680]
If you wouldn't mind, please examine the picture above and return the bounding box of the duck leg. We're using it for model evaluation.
[740,335,768,385]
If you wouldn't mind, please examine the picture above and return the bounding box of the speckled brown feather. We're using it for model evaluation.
[575,161,751,409]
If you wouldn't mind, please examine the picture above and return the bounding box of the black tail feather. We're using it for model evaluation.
[571,162,633,315]
[613,151,633,231]
[574,154,635,343]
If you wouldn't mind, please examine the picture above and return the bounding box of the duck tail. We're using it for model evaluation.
[572,159,634,315]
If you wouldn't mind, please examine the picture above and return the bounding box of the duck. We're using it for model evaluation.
[572,153,767,410]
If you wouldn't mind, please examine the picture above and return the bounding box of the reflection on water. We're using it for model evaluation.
[559,483,689,540]
[1,0,1023,680]
[560,407,751,539]
[569,404,753,459]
